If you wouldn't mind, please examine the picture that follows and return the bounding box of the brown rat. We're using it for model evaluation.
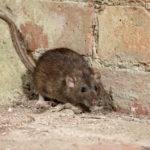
[34,48,101,110]
[0,11,101,111]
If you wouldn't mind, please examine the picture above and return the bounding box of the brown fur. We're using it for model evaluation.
[34,48,100,108]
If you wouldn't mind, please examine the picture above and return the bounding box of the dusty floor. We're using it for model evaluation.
[0,100,150,150]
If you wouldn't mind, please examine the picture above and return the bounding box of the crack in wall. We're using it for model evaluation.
[48,0,148,9]
[91,2,100,58]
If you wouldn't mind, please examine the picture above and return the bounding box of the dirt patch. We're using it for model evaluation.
[0,100,150,150]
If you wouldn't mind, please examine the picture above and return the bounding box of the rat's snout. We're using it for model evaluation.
[91,99,98,105]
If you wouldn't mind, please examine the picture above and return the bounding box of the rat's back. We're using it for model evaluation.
[33,48,88,100]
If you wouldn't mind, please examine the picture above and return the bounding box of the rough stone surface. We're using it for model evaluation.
[100,68,150,115]
[0,104,150,149]
[98,6,150,64]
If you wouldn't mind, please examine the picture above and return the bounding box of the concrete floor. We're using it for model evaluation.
[0,100,149,150]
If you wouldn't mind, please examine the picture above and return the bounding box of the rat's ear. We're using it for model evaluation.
[65,75,76,88]
[90,67,101,83]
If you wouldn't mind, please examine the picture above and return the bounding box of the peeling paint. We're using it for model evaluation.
[20,22,48,51]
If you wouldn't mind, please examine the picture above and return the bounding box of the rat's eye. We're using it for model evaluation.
[81,87,86,92]
[94,86,97,91]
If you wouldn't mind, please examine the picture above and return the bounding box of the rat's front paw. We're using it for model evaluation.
[64,103,82,114]
[33,100,49,113]
[50,103,82,114]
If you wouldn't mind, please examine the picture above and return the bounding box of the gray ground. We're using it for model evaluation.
[0,99,150,150]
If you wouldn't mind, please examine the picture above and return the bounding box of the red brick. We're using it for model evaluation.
[100,68,150,115]
[98,6,150,64]
[20,22,48,51]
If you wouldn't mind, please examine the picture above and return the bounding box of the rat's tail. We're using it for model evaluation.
[0,12,34,72]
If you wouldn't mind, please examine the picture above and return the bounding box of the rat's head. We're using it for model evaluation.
[64,67,101,108]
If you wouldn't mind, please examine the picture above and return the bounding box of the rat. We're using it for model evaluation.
[0,11,102,112]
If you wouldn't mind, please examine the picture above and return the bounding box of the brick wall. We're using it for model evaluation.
[0,0,150,115]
